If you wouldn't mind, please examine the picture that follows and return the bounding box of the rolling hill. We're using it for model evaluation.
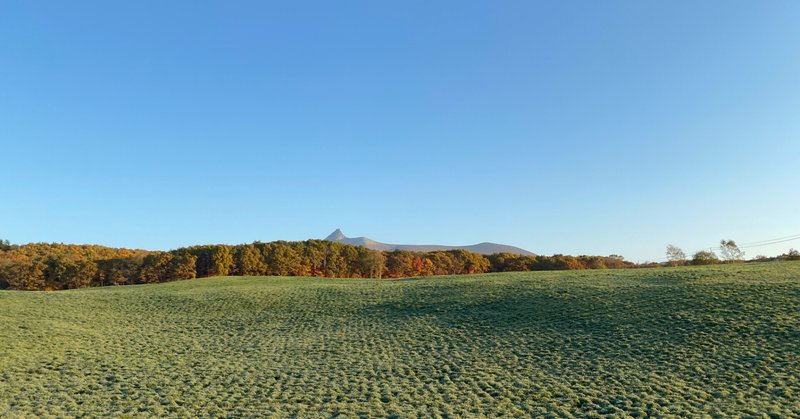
[323,229,536,256]
[1,263,798,416]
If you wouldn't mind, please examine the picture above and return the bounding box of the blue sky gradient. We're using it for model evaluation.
[2,1,799,261]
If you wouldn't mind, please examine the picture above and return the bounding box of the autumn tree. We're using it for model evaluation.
[139,253,172,284]
[691,250,719,265]
[96,257,143,286]
[579,256,606,269]
[489,253,538,272]
[266,242,303,276]
[384,250,415,278]
[62,259,98,289]
[462,250,491,274]
[43,255,95,289]
[0,239,637,290]
[234,244,267,276]
[534,254,584,270]
[357,248,384,278]
[0,255,45,290]
[603,254,631,269]
[190,245,233,277]
[168,251,197,280]
[322,243,348,277]
[211,246,233,276]
[413,256,435,276]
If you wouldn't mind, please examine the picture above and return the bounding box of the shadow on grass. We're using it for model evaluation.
[360,283,704,348]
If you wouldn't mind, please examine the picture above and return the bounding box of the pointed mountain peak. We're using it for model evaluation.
[325,229,346,241]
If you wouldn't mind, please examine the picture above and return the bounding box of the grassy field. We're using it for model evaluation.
[1,263,799,417]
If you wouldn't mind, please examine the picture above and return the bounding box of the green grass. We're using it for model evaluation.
[1,263,799,417]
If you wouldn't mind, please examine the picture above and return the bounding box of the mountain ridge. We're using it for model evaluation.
[323,229,535,256]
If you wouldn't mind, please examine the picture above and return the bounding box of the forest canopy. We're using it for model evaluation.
[0,240,638,290]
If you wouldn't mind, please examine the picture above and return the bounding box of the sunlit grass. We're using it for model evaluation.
[1,262,799,417]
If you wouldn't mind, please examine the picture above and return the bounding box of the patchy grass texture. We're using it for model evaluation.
[1,262,799,417]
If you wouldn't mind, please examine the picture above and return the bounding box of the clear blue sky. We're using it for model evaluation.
[2,1,799,262]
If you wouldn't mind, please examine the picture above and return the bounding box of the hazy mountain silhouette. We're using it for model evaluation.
[323,229,535,256]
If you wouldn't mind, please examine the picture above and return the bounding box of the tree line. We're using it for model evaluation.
[665,240,800,266]
[0,239,641,291]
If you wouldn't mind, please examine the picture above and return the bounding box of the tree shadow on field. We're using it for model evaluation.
[361,283,704,350]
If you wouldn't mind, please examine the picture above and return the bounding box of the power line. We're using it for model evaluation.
[660,233,800,261]
[737,233,800,246]
[739,236,800,249]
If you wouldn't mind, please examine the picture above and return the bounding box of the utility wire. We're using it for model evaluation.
[739,236,800,249]
[737,233,800,246]
[662,233,800,262]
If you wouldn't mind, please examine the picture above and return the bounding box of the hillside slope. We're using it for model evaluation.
[324,228,536,255]
[1,262,799,417]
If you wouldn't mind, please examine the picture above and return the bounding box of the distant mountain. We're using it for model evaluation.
[323,229,535,256]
